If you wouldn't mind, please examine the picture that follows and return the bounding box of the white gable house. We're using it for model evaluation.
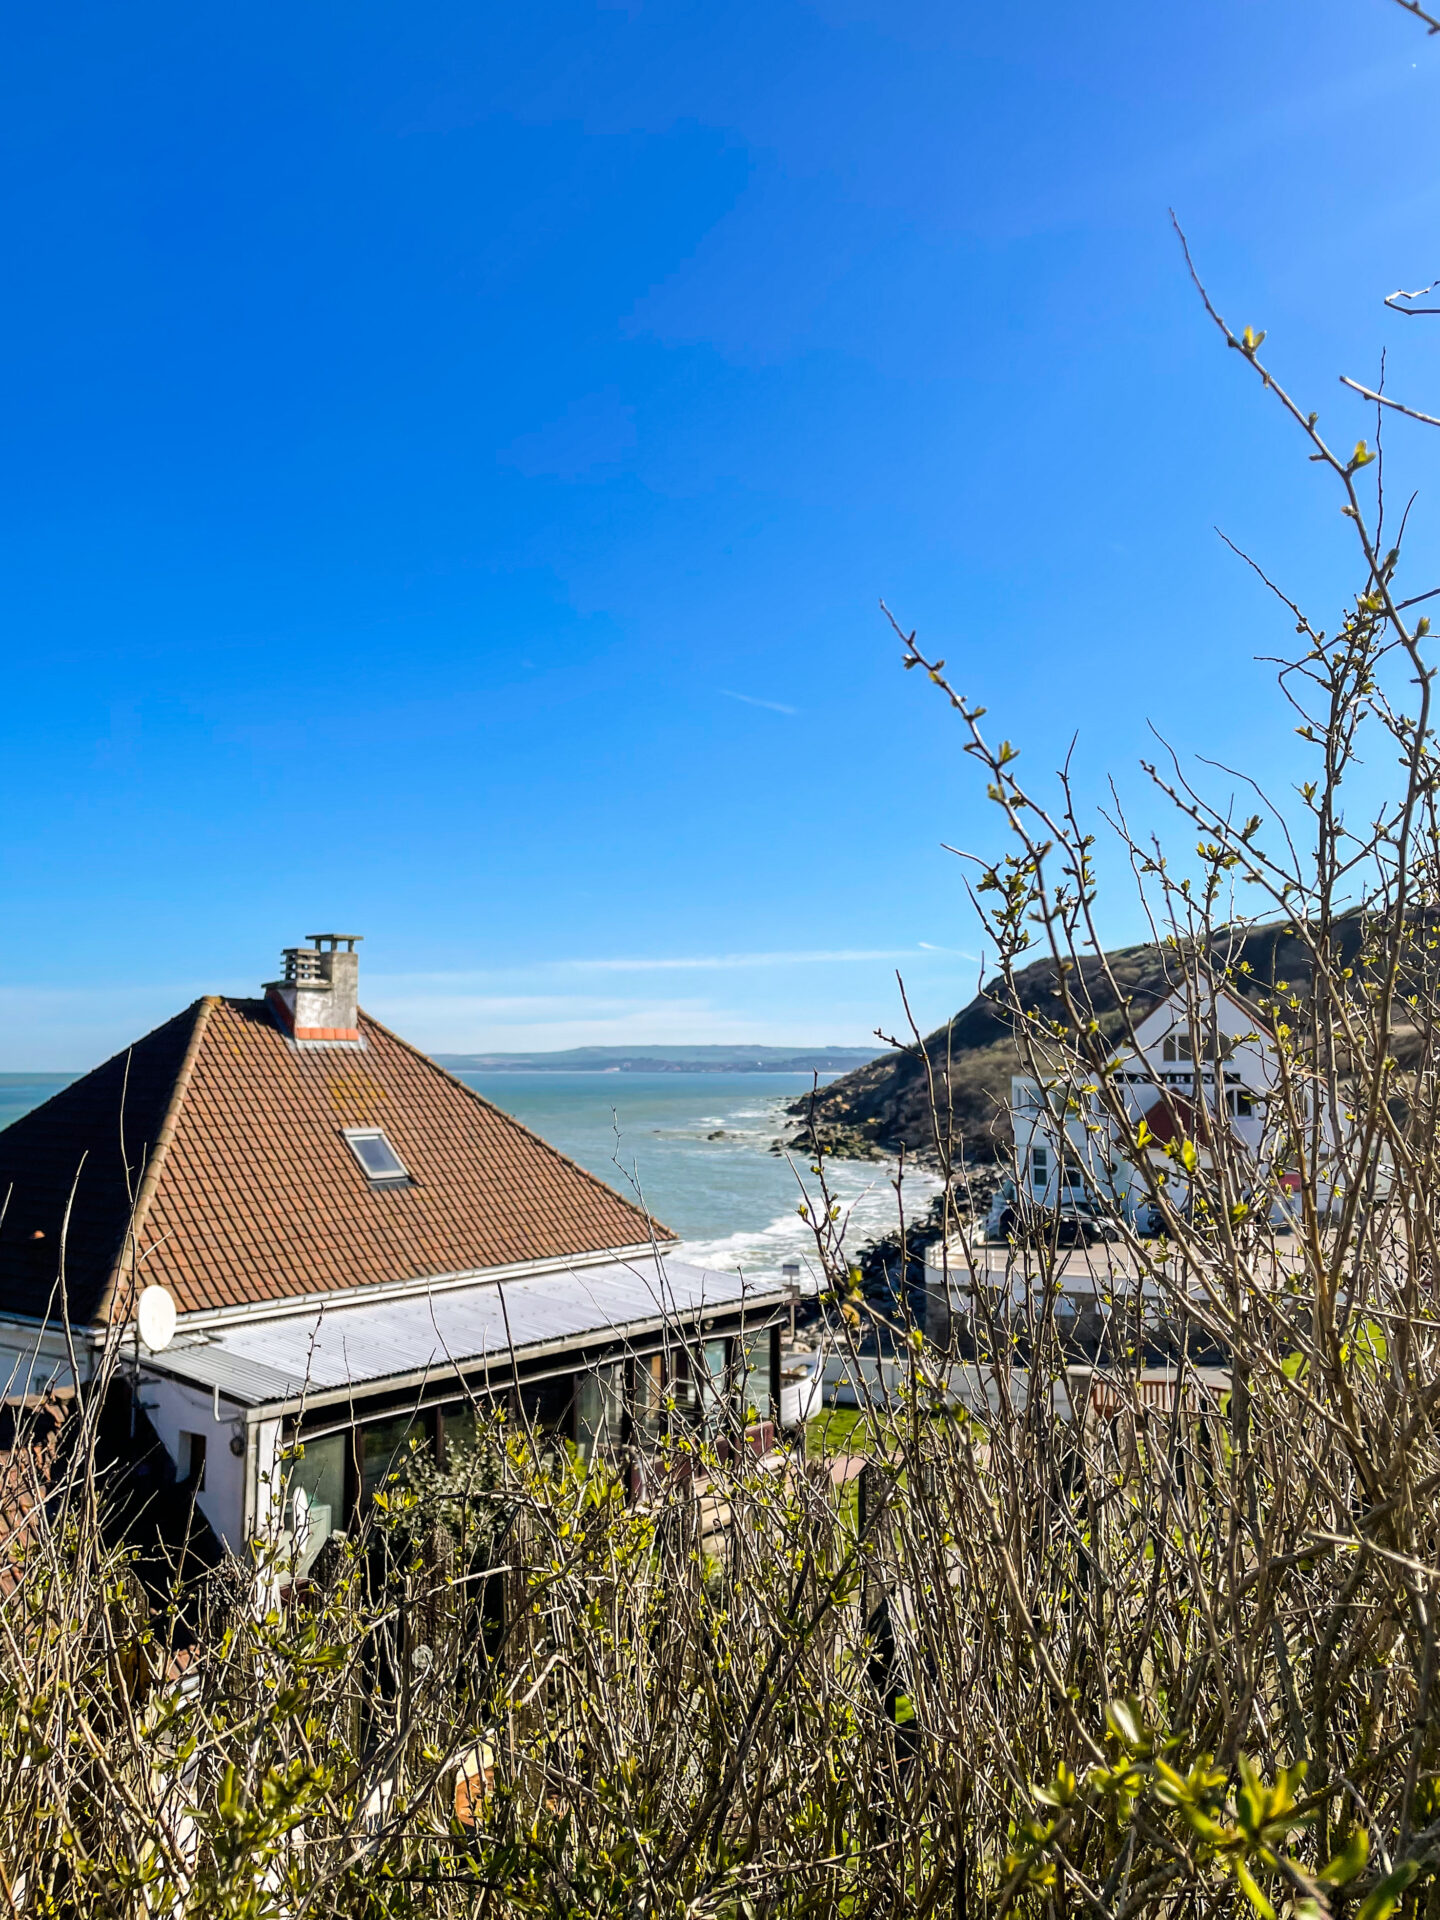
[992,979,1329,1235]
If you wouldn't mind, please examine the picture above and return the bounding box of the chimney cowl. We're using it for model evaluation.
[265,934,364,1047]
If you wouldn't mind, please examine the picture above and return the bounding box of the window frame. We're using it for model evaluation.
[177,1430,207,1490]
[341,1126,412,1188]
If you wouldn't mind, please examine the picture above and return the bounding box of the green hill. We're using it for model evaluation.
[785,920,1372,1164]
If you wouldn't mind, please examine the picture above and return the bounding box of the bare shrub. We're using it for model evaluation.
[6,16,1440,1916]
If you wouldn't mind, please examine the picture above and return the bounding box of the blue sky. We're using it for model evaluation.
[2,0,1439,1066]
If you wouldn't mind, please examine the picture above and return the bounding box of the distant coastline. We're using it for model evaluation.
[435,1044,883,1075]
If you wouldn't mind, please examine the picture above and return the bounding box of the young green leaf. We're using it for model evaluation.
[1317,1827,1369,1887]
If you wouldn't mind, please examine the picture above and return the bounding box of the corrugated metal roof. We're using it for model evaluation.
[146,1257,789,1408]
[155,1344,307,1404]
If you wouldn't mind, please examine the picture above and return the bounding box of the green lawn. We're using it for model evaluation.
[806,1402,975,1460]
[805,1406,884,1458]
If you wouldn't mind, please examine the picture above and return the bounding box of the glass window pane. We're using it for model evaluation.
[518,1376,574,1440]
[669,1343,728,1439]
[361,1414,418,1504]
[703,1340,729,1434]
[576,1363,624,1462]
[739,1334,772,1427]
[347,1130,407,1179]
[634,1355,664,1446]
[286,1432,346,1576]
[668,1354,702,1432]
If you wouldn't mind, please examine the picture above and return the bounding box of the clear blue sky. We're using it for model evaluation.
[2,0,1438,1067]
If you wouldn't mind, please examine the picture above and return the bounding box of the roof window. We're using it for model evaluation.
[342,1128,411,1187]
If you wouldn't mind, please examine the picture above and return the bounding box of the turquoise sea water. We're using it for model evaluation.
[0,1074,77,1129]
[454,1071,819,1243]
[453,1071,938,1279]
[0,1069,937,1284]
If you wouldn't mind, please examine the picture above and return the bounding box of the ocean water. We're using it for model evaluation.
[0,1074,77,1129]
[455,1071,940,1283]
[0,1070,937,1287]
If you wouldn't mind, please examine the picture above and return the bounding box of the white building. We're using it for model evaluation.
[990,978,1310,1237]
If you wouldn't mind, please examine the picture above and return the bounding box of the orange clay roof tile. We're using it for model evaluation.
[0,998,671,1324]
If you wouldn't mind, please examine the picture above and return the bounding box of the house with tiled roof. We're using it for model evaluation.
[0,936,790,1566]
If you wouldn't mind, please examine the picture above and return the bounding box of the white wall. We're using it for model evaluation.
[248,1417,286,1610]
[247,1416,284,1543]
[0,1327,279,1566]
[0,1320,92,1397]
[137,1369,250,1552]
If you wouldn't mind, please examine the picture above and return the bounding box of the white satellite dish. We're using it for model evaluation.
[137,1284,177,1354]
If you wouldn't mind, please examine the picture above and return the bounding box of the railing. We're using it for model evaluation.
[1083,1369,1227,1420]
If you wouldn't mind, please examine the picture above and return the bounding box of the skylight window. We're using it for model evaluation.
[342,1128,411,1187]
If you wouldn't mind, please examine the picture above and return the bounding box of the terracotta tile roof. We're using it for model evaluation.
[0,1388,76,1568]
[0,1004,202,1325]
[0,999,672,1325]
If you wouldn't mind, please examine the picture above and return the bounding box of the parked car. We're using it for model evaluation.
[1041,1203,1121,1247]
[1135,1188,1296,1239]
[989,1188,1120,1246]
[985,1178,1021,1241]
[1134,1198,1169,1238]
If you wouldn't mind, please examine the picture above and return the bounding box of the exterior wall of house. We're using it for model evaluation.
[131,1284,790,1573]
[1126,994,1275,1143]
[997,985,1335,1230]
[246,1416,284,1545]
[1009,1084,1122,1213]
[0,1328,285,1558]
[0,1326,269,1558]
[0,1319,92,1396]
[136,1367,251,1550]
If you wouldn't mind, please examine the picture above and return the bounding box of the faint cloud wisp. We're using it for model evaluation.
[720,689,797,716]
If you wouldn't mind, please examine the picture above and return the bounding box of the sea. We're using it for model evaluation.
[454,1071,940,1282]
[0,1069,938,1286]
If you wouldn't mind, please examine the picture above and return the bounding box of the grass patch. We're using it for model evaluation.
[806,1403,977,1462]
[805,1407,884,1458]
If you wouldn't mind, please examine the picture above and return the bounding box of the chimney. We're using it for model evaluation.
[265,934,364,1045]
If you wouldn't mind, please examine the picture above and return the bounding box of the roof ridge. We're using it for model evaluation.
[95,997,218,1325]
[0,1002,212,1129]
[1140,978,1269,1032]
[352,1006,679,1246]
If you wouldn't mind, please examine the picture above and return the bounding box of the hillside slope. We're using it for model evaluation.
[784,921,1364,1165]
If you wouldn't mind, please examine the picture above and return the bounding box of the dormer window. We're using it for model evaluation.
[342,1128,411,1188]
